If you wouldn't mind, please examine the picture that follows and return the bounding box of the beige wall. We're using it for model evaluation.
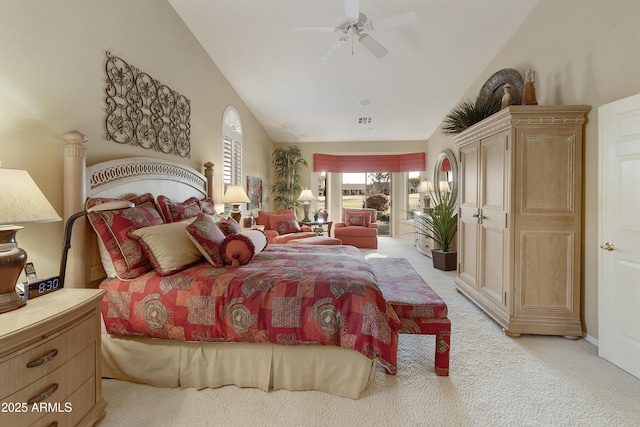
[0,0,272,280]
[425,0,640,339]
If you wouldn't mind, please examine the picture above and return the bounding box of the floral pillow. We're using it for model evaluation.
[345,213,368,227]
[269,213,301,234]
[217,216,243,236]
[156,195,202,223]
[87,193,164,280]
[199,198,217,215]
[185,213,226,267]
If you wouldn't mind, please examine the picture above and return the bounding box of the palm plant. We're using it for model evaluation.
[441,92,501,135]
[415,185,458,253]
[270,145,308,210]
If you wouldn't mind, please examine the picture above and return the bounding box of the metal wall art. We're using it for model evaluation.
[105,51,191,157]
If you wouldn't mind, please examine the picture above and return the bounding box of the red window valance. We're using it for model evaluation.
[313,153,426,173]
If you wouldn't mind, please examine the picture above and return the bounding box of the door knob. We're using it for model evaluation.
[600,242,616,251]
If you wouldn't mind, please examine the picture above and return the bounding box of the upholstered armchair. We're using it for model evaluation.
[256,210,318,244]
[333,208,378,249]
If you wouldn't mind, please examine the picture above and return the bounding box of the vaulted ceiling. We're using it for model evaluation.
[169,0,540,143]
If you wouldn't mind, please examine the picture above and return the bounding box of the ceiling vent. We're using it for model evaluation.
[357,117,373,124]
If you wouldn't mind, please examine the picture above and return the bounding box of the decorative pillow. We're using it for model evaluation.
[268,213,301,234]
[220,230,268,267]
[156,195,202,223]
[257,210,295,230]
[345,213,368,227]
[218,217,243,236]
[199,198,217,215]
[87,193,164,280]
[130,219,202,276]
[185,213,226,267]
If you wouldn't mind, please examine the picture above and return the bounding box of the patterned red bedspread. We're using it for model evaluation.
[100,245,401,373]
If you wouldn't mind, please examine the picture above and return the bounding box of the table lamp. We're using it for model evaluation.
[0,167,61,313]
[222,185,250,224]
[418,180,434,212]
[297,188,316,222]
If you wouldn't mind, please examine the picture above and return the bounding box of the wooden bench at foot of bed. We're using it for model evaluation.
[369,258,451,376]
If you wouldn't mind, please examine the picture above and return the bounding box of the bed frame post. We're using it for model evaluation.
[204,162,214,199]
[62,130,88,288]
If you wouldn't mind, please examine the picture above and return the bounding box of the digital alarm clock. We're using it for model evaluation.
[26,276,62,299]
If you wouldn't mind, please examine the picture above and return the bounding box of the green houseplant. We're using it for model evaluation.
[269,145,308,211]
[415,186,458,270]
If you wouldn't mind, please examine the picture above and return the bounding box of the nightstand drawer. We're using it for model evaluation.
[32,376,97,427]
[0,344,95,426]
[0,313,96,399]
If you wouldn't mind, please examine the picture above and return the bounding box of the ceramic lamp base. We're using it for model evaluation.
[0,226,28,313]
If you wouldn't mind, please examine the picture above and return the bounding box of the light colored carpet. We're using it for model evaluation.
[98,237,640,427]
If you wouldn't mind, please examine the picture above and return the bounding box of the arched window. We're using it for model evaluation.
[222,107,243,205]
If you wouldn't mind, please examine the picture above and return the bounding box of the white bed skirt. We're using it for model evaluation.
[101,334,376,399]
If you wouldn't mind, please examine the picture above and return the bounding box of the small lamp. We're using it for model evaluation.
[59,200,134,287]
[418,180,434,212]
[222,185,250,224]
[297,188,316,222]
[0,167,61,313]
[439,181,451,198]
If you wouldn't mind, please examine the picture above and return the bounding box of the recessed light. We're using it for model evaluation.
[358,99,371,106]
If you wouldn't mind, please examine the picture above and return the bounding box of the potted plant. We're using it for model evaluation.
[415,186,458,271]
[269,145,308,210]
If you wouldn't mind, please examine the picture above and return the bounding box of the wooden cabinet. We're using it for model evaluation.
[454,105,589,338]
[0,288,106,426]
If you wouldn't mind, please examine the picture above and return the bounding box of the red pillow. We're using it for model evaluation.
[218,216,243,236]
[186,213,226,267]
[220,230,268,267]
[87,193,164,279]
[156,195,201,223]
[199,198,216,215]
[345,212,368,227]
[269,213,301,234]
[257,210,294,230]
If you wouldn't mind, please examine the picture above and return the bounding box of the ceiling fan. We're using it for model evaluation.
[293,0,417,60]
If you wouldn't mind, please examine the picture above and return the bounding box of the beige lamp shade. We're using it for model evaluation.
[297,188,316,202]
[222,185,250,204]
[418,180,434,193]
[0,168,61,225]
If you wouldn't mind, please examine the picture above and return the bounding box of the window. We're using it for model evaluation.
[222,107,243,211]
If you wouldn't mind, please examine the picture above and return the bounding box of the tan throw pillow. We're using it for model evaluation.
[130,219,202,276]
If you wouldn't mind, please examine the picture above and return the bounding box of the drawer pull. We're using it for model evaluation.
[27,383,58,405]
[26,349,59,368]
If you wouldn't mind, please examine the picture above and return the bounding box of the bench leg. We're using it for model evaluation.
[434,326,450,376]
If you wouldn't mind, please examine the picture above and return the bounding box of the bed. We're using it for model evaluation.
[61,131,400,399]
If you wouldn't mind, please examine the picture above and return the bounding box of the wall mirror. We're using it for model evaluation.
[433,149,458,196]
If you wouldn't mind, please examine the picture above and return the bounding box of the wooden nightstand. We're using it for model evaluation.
[0,288,106,426]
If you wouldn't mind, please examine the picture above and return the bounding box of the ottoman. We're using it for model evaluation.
[287,236,342,245]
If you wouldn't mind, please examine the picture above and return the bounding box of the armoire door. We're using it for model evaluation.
[458,142,480,288]
[478,131,510,312]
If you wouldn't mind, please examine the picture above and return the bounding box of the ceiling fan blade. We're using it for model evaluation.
[358,33,388,59]
[368,11,417,30]
[344,0,359,22]
[293,26,337,32]
[322,38,347,61]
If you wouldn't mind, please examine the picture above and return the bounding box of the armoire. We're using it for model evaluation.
[454,105,590,338]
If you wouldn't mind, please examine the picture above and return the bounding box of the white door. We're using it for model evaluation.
[598,94,640,379]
